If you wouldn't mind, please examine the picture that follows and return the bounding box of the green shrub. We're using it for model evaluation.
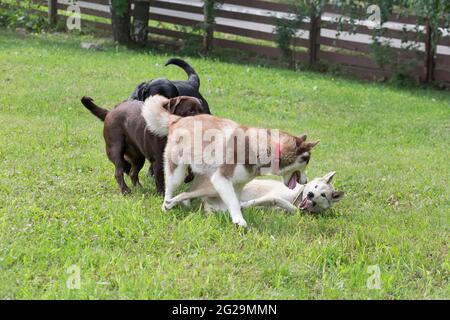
[0,1,48,32]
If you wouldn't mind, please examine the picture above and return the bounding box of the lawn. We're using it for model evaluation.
[0,30,449,299]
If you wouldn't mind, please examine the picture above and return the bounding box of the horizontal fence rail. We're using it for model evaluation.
[23,0,450,85]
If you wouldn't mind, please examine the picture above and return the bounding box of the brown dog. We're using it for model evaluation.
[81,96,204,194]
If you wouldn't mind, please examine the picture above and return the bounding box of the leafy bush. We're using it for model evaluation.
[0,1,48,32]
[273,0,450,83]
[274,19,298,61]
[111,0,129,17]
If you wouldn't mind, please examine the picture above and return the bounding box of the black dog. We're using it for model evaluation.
[81,96,205,194]
[129,58,211,114]
[130,58,211,180]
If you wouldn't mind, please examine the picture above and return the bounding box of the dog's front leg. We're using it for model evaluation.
[210,172,247,228]
[241,196,298,214]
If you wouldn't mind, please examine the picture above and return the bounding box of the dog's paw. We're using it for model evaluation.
[121,188,132,196]
[163,199,179,211]
[163,200,177,211]
[232,217,248,228]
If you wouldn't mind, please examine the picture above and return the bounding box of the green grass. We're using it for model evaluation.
[0,30,449,299]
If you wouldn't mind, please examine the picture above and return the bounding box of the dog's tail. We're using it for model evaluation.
[141,95,177,137]
[165,58,200,90]
[81,96,108,121]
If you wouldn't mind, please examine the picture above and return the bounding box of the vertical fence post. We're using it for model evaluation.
[424,20,436,83]
[308,10,321,67]
[48,0,58,26]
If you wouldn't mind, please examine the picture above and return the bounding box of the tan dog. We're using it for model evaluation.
[142,95,319,227]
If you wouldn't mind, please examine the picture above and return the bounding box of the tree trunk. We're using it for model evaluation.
[308,11,321,67]
[131,0,150,45]
[424,20,435,83]
[203,0,215,55]
[48,0,57,26]
[110,0,131,44]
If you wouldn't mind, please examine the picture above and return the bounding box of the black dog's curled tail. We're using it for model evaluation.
[165,58,200,90]
[81,96,109,121]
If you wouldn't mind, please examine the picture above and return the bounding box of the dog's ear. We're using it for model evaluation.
[331,191,344,202]
[138,83,151,101]
[305,140,320,149]
[298,134,307,143]
[167,97,181,114]
[322,171,336,183]
[295,137,319,156]
[294,134,307,149]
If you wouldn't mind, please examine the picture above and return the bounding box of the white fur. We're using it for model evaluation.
[141,95,170,137]
[211,171,247,227]
[166,172,344,216]
[299,172,344,212]
[163,163,188,211]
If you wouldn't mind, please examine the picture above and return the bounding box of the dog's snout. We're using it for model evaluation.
[307,192,314,199]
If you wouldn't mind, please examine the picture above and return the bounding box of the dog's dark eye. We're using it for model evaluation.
[321,193,326,197]
[315,185,318,189]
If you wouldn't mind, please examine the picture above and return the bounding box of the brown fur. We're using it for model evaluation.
[166,114,318,181]
[81,96,204,194]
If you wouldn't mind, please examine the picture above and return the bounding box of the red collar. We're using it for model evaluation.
[276,142,281,160]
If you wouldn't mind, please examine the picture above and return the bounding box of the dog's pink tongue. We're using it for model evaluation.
[300,198,313,211]
[287,172,298,190]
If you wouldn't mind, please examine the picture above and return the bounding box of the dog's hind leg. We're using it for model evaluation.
[106,142,131,195]
[241,196,298,214]
[123,161,131,175]
[153,158,166,194]
[210,172,247,227]
[129,157,145,187]
[184,167,195,183]
[148,162,154,178]
[165,186,218,210]
[162,163,188,211]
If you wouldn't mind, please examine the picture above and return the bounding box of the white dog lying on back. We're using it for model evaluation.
[165,171,344,214]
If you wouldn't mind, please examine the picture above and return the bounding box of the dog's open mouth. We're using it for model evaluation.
[286,171,300,190]
[300,198,314,211]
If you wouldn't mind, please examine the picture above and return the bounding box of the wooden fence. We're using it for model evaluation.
[31,0,450,85]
